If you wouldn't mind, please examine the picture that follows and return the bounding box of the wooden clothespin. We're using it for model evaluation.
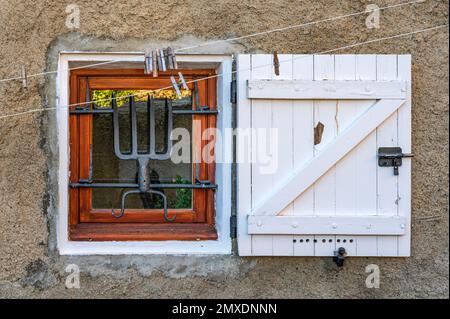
[158,49,167,72]
[178,72,189,91]
[152,50,158,77]
[170,72,189,98]
[273,51,280,76]
[170,75,182,98]
[21,65,28,88]
[167,47,178,69]
[166,48,174,70]
[144,51,153,75]
[156,50,162,72]
[172,51,178,70]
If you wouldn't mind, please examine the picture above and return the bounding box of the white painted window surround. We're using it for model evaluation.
[57,52,232,255]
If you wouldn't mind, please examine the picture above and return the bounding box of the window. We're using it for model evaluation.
[68,68,218,241]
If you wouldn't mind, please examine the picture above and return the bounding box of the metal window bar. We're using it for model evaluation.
[69,84,218,222]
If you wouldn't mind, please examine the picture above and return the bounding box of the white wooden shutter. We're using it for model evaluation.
[236,54,412,257]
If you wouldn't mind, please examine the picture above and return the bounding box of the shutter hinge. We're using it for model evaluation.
[230,214,237,239]
[230,79,237,104]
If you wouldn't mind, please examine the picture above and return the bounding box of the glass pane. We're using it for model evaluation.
[90,89,193,210]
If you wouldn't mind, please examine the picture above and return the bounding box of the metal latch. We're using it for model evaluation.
[378,147,413,176]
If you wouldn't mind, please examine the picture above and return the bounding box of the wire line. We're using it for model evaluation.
[0,0,428,84]
[0,24,447,121]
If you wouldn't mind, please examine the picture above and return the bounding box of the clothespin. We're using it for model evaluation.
[20,65,28,88]
[159,49,167,72]
[144,51,153,75]
[156,50,162,72]
[152,50,158,77]
[273,51,280,76]
[167,47,178,69]
[172,52,178,70]
[166,48,174,70]
[178,72,189,91]
[170,75,182,98]
[170,72,189,98]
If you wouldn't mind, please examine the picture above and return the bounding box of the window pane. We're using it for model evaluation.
[90,89,193,209]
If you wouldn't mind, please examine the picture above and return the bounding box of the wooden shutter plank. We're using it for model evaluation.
[376,55,400,256]
[251,54,275,255]
[313,55,337,256]
[247,80,407,99]
[334,55,362,256]
[251,235,273,256]
[335,55,359,218]
[313,55,336,214]
[271,54,295,256]
[314,236,336,256]
[354,55,379,256]
[248,215,407,235]
[292,55,315,256]
[236,54,252,256]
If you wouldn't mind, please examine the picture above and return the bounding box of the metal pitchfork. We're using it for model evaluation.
[110,94,175,221]
[69,81,218,221]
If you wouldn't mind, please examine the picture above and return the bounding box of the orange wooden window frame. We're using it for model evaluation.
[68,69,217,241]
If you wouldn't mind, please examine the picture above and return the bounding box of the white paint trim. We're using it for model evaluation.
[247,79,407,100]
[250,99,405,217]
[248,215,407,235]
[57,52,232,255]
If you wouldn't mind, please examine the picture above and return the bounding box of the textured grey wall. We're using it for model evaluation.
[0,0,448,298]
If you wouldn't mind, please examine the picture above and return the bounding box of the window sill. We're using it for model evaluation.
[70,223,218,241]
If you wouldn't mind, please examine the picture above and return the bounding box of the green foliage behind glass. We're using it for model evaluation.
[171,175,192,209]
[92,89,191,108]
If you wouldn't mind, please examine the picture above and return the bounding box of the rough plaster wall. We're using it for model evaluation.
[0,0,448,298]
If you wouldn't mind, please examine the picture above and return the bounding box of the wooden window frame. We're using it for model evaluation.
[68,68,217,241]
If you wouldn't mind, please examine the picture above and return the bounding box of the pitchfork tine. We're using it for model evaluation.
[130,96,138,156]
[112,93,122,159]
[147,94,151,154]
[112,93,133,160]
[111,189,173,222]
[149,95,156,156]
[112,189,140,218]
